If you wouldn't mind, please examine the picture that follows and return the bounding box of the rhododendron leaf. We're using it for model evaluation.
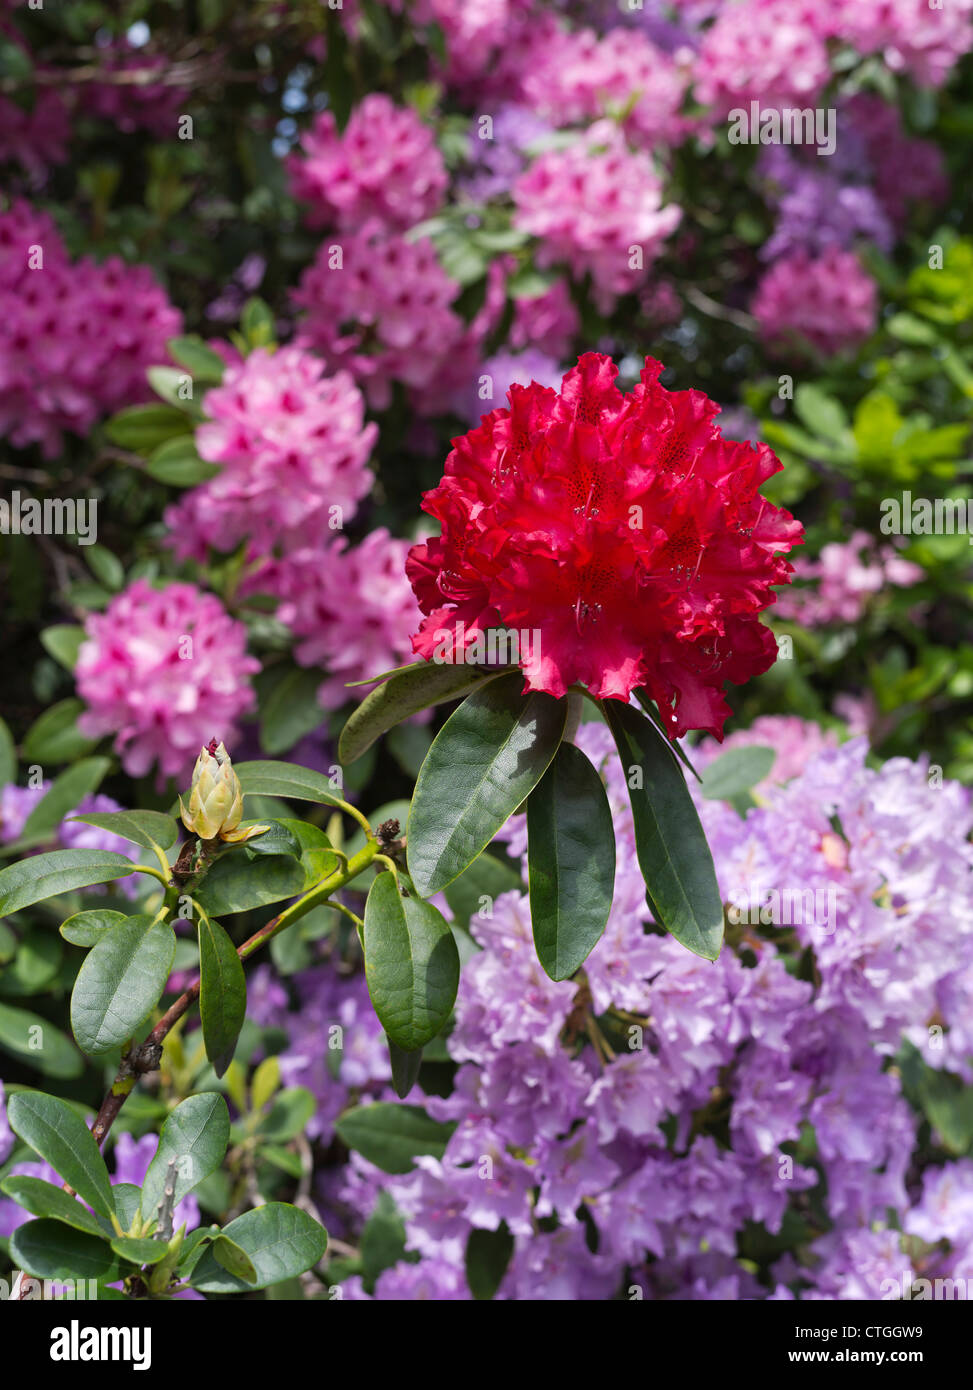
[60,909,130,947]
[0,1001,83,1078]
[21,699,98,764]
[21,757,112,840]
[70,914,176,1056]
[193,834,338,916]
[39,624,85,672]
[211,1234,258,1284]
[166,334,226,383]
[363,872,460,1050]
[466,1224,514,1301]
[67,809,179,853]
[140,1093,230,1221]
[339,661,502,764]
[145,435,220,486]
[234,760,347,809]
[344,660,430,688]
[9,1220,119,1285]
[0,849,137,919]
[443,851,522,930]
[197,908,247,1078]
[633,690,702,783]
[335,1101,455,1174]
[407,673,567,898]
[110,1236,170,1267]
[528,742,616,981]
[7,1091,115,1220]
[388,1038,423,1099]
[700,746,775,801]
[189,1204,326,1292]
[0,1176,107,1238]
[105,403,192,455]
[603,701,724,962]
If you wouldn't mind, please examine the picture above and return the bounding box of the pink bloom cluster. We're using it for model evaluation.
[751,248,877,359]
[287,94,447,231]
[775,530,923,627]
[0,200,181,456]
[411,0,550,95]
[0,91,70,180]
[76,580,259,781]
[513,122,681,309]
[85,44,189,138]
[509,281,579,360]
[164,346,376,562]
[522,25,688,147]
[845,93,949,227]
[273,529,422,710]
[822,0,973,88]
[292,219,477,413]
[692,0,832,116]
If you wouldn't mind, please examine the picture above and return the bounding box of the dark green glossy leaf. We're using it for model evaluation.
[527,742,615,980]
[466,1223,514,1300]
[234,760,346,810]
[339,662,500,765]
[140,1093,230,1223]
[335,1102,455,1175]
[388,1038,422,1098]
[189,1203,326,1292]
[197,909,246,1077]
[67,809,179,852]
[0,1176,106,1238]
[60,909,129,947]
[20,758,112,841]
[407,672,566,897]
[0,848,135,919]
[110,1236,169,1266]
[363,872,460,1050]
[442,851,522,930]
[603,700,723,962]
[7,1091,114,1219]
[70,914,176,1056]
[10,1220,118,1283]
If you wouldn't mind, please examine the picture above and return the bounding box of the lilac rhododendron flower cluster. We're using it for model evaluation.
[776,531,924,627]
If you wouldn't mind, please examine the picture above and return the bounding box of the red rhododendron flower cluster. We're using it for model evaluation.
[407,354,803,739]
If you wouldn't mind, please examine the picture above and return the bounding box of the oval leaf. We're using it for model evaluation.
[9,1220,119,1283]
[67,809,179,852]
[189,1203,326,1293]
[110,1236,170,1266]
[603,700,724,962]
[339,662,501,765]
[197,910,247,1078]
[363,872,460,1051]
[407,672,566,898]
[527,741,616,981]
[0,849,136,919]
[211,1234,258,1284]
[0,1176,107,1238]
[60,909,130,947]
[0,1001,83,1078]
[335,1102,455,1175]
[233,760,348,809]
[70,914,176,1056]
[7,1091,115,1219]
[140,1093,230,1223]
[700,745,776,800]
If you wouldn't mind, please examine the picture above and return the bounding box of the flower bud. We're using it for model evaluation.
[179,739,245,841]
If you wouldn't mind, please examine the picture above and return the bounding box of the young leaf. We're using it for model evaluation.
[0,849,136,920]
[407,672,566,897]
[189,1204,326,1293]
[335,1102,455,1174]
[7,1091,115,1219]
[527,741,616,981]
[109,1236,170,1266]
[140,1093,230,1221]
[67,809,179,852]
[363,872,460,1051]
[338,662,501,764]
[211,1234,258,1284]
[197,909,247,1077]
[0,1176,107,1238]
[603,700,724,962]
[70,914,177,1056]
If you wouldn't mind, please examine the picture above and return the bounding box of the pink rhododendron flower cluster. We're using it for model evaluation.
[823,0,973,88]
[408,353,802,736]
[845,92,950,227]
[164,345,377,562]
[85,43,189,137]
[692,0,832,116]
[513,122,681,309]
[522,25,688,147]
[287,94,447,232]
[75,580,259,781]
[0,199,181,456]
[751,248,877,359]
[273,530,422,711]
[0,91,70,179]
[775,530,924,627]
[292,219,477,413]
[509,280,579,360]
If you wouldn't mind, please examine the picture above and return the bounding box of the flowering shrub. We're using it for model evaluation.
[0,0,971,1320]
